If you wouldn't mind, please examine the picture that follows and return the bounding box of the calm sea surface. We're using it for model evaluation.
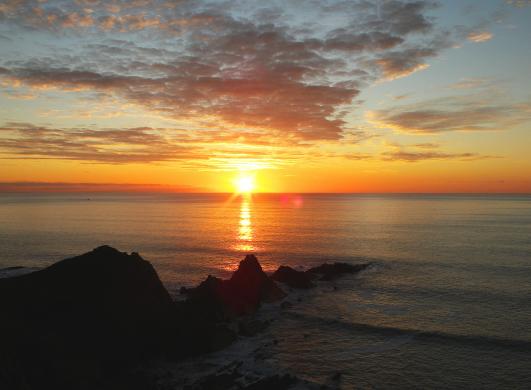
[1,193,530,388]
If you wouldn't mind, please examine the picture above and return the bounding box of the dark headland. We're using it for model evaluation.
[0,246,369,390]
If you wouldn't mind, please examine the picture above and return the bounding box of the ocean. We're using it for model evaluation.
[1,193,530,388]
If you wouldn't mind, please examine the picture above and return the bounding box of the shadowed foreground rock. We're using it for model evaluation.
[0,247,368,389]
[0,246,178,389]
[0,248,286,389]
[186,370,298,390]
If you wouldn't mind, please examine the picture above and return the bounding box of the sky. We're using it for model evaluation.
[0,0,530,193]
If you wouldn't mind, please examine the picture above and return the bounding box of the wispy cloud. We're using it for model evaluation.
[382,150,496,162]
[0,122,202,163]
[380,142,499,162]
[506,0,531,7]
[447,78,492,90]
[0,122,361,168]
[368,93,531,134]
[467,31,493,42]
[0,182,203,193]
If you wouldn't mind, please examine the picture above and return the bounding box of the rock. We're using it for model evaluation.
[0,265,38,279]
[280,301,293,310]
[0,265,25,271]
[185,275,226,316]
[0,248,367,390]
[238,319,269,337]
[0,245,177,390]
[172,255,287,358]
[307,262,370,281]
[187,369,301,390]
[170,286,238,359]
[185,369,242,390]
[271,265,314,289]
[244,374,298,390]
[210,325,239,351]
[186,254,286,317]
[229,254,286,307]
[322,371,343,389]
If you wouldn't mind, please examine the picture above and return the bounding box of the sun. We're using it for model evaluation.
[234,175,255,193]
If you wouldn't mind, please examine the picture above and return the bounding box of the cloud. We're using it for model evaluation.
[467,31,493,42]
[413,142,439,149]
[0,0,453,146]
[368,95,531,134]
[373,51,431,80]
[0,42,359,141]
[392,94,410,101]
[380,142,499,162]
[0,122,336,168]
[447,78,492,89]
[0,0,505,167]
[0,182,202,192]
[0,122,206,164]
[2,89,37,100]
[506,0,531,7]
[382,150,493,162]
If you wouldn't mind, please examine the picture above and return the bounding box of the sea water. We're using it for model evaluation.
[1,193,530,388]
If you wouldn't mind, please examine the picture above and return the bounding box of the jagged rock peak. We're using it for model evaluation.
[238,254,263,272]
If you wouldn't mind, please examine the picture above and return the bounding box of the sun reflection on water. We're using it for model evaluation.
[234,197,255,252]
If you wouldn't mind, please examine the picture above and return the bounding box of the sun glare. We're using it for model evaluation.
[234,175,255,193]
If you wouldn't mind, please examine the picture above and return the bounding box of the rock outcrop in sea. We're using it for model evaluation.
[271,265,315,289]
[271,262,371,287]
[183,254,286,317]
[0,246,369,390]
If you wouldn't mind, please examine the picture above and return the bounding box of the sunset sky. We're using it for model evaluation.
[1,0,530,193]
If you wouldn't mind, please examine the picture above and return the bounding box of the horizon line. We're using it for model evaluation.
[1,191,530,196]
[0,181,530,195]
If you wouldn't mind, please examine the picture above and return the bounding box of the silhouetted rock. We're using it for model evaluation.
[238,318,270,337]
[169,255,288,359]
[0,245,177,389]
[272,265,314,289]
[0,265,25,271]
[228,254,286,310]
[307,262,370,281]
[185,369,241,390]
[0,265,38,278]
[155,274,239,360]
[0,247,368,390]
[280,300,293,310]
[186,254,285,317]
[244,373,298,390]
[186,370,299,390]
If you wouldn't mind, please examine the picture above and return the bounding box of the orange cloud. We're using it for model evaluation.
[467,31,493,43]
